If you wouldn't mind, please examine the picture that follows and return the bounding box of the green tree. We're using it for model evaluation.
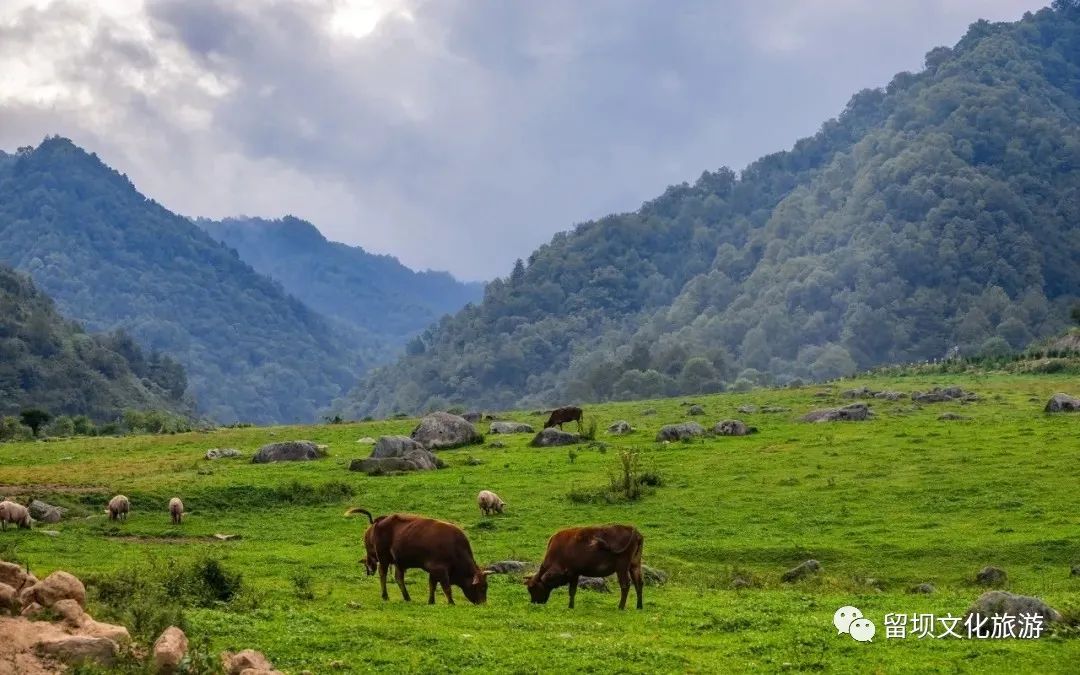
[19,408,52,436]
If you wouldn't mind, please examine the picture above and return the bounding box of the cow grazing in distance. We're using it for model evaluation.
[369,513,491,605]
[526,524,644,609]
[544,406,583,431]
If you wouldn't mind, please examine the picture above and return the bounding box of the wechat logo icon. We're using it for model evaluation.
[834,606,876,643]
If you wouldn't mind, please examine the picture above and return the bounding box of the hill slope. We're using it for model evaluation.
[343,4,1080,417]
[0,139,368,424]
[0,264,187,420]
[198,216,483,346]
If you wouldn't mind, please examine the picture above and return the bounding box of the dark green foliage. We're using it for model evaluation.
[0,265,187,421]
[0,140,366,423]
[343,6,1080,416]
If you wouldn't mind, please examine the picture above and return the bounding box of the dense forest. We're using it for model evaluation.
[0,264,188,421]
[341,2,1080,417]
[198,216,482,349]
[0,139,370,424]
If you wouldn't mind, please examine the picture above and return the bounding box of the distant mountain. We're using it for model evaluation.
[198,216,483,345]
[341,3,1080,417]
[0,264,188,420]
[0,138,369,424]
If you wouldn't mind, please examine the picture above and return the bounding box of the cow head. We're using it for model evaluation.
[524,574,552,604]
[462,570,492,604]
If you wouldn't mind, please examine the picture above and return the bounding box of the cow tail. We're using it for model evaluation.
[593,529,638,555]
[344,507,375,523]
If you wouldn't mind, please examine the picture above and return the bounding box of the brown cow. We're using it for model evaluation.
[544,405,583,430]
[525,524,644,609]
[345,507,385,575]
[369,513,490,605]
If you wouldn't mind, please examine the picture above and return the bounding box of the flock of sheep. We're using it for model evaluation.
[0,494,183,529]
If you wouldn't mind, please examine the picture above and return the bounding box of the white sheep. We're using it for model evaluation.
[107,495,130,522]
[477,490,506,516]
[169,497,184,525]
[0,500,32,530]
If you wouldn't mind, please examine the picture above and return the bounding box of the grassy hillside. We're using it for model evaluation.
[1,373,1078,672]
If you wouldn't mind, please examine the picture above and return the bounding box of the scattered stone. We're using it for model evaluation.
[461,411,483,423]
[841,386,876,399]
[486,441,507,449]
[371,436,424,458]
[28,500,63,524]
[410,411,480,449]
[909,583,936,594]
[1044,393,1080,413]
[577,576,609,592]
[489,421,534,434]
[641,565,668,586]
[221,649,281,675]
[154,626,188,674]
[874,391,905,401]
[975,566,1007,587]
[205,448,242,460]
[802,403,872,422]
[737,405,757,414]
[607,420,633,434]
[713,419,757,436]
[687,405,705,416]
[213,533,241,541]
[485,561,529,574]
[23,571,86,608]
[912,386,977,403]
[530,428,580,447]
[355,437,376,444]
[964,591,1062,637]
[36,635,118,667]
[251,441,325,464]
[760,406,791,413]
[655,422,705,442]
[938,413,970,421]
[781,559,821,582]
[351,436,444,475]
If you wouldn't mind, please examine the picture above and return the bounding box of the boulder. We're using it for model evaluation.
[489,421,534,434]
[801,403,872,422]
[36,635,118,667]
[0,561,32,590]
[841,386,876,399]
[205,448,242,460]
[964,591,1062,637]
[909,583,936,594]
[24,571,86,608]
[52,598,85,626]
[371,435,425,458]
[577,576,609,592]
[687,405,705,416]
[874,391,905,401]
[641,565,668,586]
[1045,393,1080,413]
[530,428,580,447]
[154,626,188,674]
[713,419,756,436]
[222,649,278,675]
[485,561,529,574]
[737,405,757,414]
[912,386,977,403]
[975,566,1007,587]
[353,435,443,474]
[410,412,480,450]
[250,441,324,464]
[781,559,821,582]
[655,422,705,442]
[28,500,63,524]
[607,420,633,434]
[0,582,17,615]
[461,411,483,423]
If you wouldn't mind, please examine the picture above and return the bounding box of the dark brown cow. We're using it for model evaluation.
[525,524,644,609]
[544,405,583,430]
[368,513,490,604]
[345,507,390,575]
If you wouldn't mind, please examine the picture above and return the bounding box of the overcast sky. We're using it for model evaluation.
[0,0,1044,281]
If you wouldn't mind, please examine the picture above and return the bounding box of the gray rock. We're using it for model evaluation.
[964,591,1062,637]
[489,421,535,434]
[354,436,444,474]
[913,386,977,403]
[687,405,705,416]
[485,560,529,574]
[1045,393,1080,413]
[737,405,757,414]
[577,576,609,592]
[655,422,705,442]
[975,566,1007,587]
[713,419,756,436]
[410,411,480,449]
[841,386,876,399]
[461,411,483,423]
[938,413,970,421]
[781,559,821,582]
[641,565,668,586]
[607,420,633,434]
[802,403,873,422]
[486,441,507,449]
[372,435,425,458]
[530,428,580,447]
[29,500,64,523]
[251,441,325,463]
[909,583,936,594]
[205,448,242,460]
[874,391,905,401]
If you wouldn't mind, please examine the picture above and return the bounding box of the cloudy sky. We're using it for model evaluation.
[0,0,1044,280]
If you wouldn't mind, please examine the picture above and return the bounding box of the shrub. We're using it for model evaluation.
[45,415,75,438]
[0,416,34,442]
[580,418,598,441]
[19,408,51,436]
[291,571,315,600]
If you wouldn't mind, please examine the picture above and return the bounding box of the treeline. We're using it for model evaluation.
[0,408,195,442]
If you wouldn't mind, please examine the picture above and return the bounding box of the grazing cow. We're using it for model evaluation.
[0,500,31,530]
[526,524,644,609]
[107,495,130,522]
[544,406,583,431]
[368,513,490,604]
[169,497,184,525]
[477,490,505,516]
[345,507,393,575]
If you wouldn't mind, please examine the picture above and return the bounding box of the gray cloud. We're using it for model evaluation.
[0,0,1045,280]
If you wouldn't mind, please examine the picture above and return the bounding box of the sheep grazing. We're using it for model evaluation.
[0,500,32,530]
[477,490,506,516]
[107,495,130,522]
[169,497,184,525]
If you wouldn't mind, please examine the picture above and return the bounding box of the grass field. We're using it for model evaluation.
[1,373,1079,673]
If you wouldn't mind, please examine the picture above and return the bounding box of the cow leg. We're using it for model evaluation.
[439,570,454,605]
[631,565,644,609]
[617,569,631,610]
[395,566,411,602]
[378,562,390,601]
[568,575,579,609]
[428,574,437,605]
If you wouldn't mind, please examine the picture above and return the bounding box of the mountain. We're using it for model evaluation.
[0,139,368,424]
[197,216,483,346]
[0,264,188,420]
[341,3,1080,417]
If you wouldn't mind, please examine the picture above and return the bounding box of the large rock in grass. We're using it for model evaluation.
[912,386,977,403]
[351,436,443,475]
[489,421,534,434]
[23,571,86,609]
[0,562,33,591]
[153,626,188,674]
[221,649,282,675]
[36,635,118,667]
[713,419,756,436]
[801,403,872,422]
[1045,393,1080,412]
[461,411,483,423]
[530,428,580,447]
[28,500,64,524]
[964,591,1062,637]
[485,561,529,574]
[975,566,1007,587]
[410,412,480,449]
[781,559,821,582]
[607,420,633,434]
[0,583,18,615]
[251,440,325,463]
[205,448,242,460]
[655,422,705,442]
[371,436,424,458]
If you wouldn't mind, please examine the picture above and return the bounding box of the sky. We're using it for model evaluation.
[0,0,1046,281]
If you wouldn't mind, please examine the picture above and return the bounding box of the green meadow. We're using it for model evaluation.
[1,373,1078,673]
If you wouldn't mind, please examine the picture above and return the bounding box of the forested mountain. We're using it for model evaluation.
[0,264,188,420]
[0,139,368,424]
[342,2,1080,417]
[198,216,482,347]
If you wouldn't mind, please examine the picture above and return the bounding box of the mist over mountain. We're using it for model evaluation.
[341,4,1080,417]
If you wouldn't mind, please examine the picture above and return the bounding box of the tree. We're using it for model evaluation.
[19,408,52,436]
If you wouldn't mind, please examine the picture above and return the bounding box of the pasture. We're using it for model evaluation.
[1,373,1078,673]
